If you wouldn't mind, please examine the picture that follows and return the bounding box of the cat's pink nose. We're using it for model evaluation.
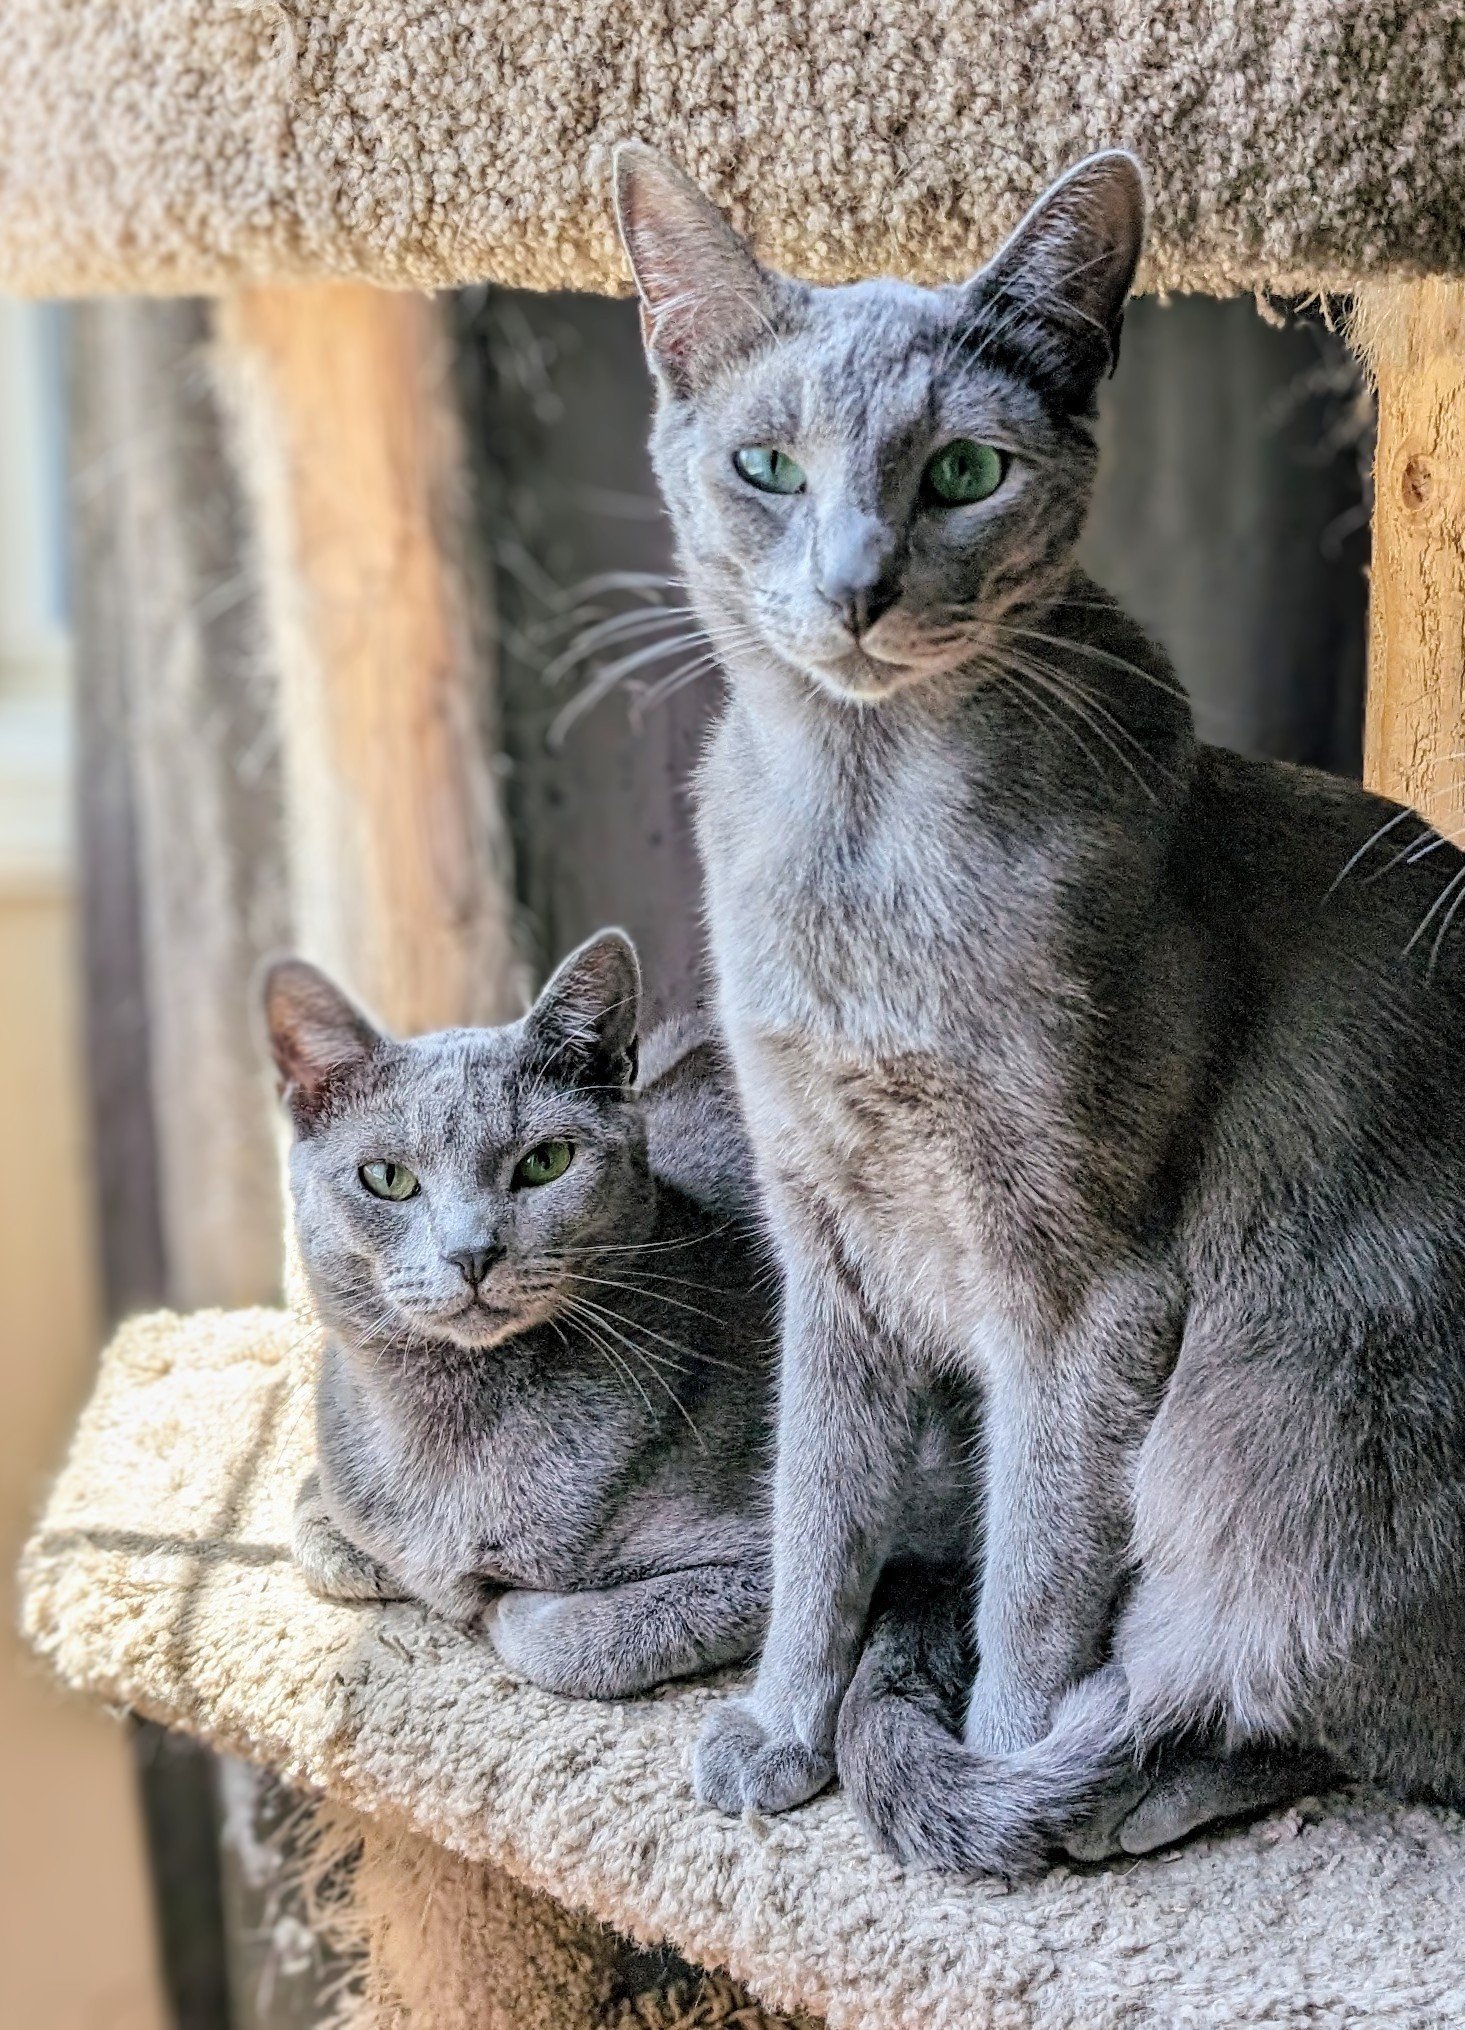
[824,580,900,637]
[815,511,901,637]
[446,1244,504,1289]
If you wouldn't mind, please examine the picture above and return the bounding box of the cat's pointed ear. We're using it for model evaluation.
[263,958,385,1125]
[970,152,1146,407]
[524,930,642,1091]
[613,142,783,395]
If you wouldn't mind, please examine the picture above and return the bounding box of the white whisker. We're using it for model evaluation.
[564,1295,707,1449]
[1324,806,1414,898]
[1405,862,1465,967]
[999,651,1163,800]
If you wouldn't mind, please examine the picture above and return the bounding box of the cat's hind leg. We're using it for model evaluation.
[1116,1740,1343,1853]
[292,1472,406,1603]
[486,1561,768,1699]
[1071,1333,1356,1858]
[1064,1738,1344,1861]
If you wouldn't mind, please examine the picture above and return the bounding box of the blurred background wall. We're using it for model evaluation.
[0,300,165,2028]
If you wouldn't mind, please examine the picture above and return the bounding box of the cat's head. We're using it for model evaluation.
[264,931,651,1355]
[614,146,1144,705]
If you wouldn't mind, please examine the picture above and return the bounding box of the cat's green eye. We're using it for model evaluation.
[734,446,807,496]
[922,439,1006,507]
[514,1139,574,1189]
[359,1159,419,1201]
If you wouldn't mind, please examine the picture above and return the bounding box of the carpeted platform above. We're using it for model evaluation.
[19,1308,1465,2029]
[3,4,1464,300]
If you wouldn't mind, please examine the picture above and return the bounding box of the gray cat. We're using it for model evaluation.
[266,929,779,1698]
[613,143,1465,1875]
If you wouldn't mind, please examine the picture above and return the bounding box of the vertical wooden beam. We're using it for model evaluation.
[69,300,239,2030]
[215,284,519,1035]
[73,299,288,1314]
[1354,280,1465,831]
[212,283,615,2026]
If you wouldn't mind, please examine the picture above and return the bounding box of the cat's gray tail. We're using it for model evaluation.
[836,1563,1135,1880]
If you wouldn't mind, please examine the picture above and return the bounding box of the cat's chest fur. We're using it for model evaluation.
[701,707,988,1051]
[699,699,1110,1356]
[319,1349,637,1592]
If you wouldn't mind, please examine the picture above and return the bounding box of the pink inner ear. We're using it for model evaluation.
[984,155,1145,333]
[266,961,381,1098]
[277,1025,347,1096]
[615,149,777,390]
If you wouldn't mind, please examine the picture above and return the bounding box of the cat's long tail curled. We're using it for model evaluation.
[836,1562,1136,1880]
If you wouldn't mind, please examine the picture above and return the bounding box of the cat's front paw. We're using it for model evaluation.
[486,1591,602,1696]
[291,1476,404,1603]
[693,1699,833,1816]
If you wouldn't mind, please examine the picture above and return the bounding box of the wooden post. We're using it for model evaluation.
[1354,281,1465,832]
[211,283,623,2026]
[209,284,525,2027]
[71,298,258,2030]
[214,284,520,1035]
[71,300,287,1314]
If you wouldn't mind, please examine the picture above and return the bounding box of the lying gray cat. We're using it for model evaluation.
[267,929,779,1698]
[614,143,1465,1873]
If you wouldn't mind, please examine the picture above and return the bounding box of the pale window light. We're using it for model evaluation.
[0,300,72,891]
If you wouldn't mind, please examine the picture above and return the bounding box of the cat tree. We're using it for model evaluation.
[10,5,1465,2024]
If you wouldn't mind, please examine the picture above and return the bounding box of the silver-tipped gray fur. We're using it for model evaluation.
[615,142,1465,1877]
[267,932,778,1698]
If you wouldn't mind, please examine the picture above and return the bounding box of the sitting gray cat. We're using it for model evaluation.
[266,929,779,1698]
[613,143,1465,1873]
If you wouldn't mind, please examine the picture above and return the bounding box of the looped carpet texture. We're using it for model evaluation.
[18,1307,1465,2028]
[2,4,1463,300]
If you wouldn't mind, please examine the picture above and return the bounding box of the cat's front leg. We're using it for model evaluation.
[693,1254,913,1816]
[291,1472,407,1603]
[486,1559,768,1699]
[293,1473,487,1626]
[965,1293,1177,1757]
[396,1562,498,1631]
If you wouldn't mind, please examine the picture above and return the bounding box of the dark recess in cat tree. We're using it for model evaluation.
[458,291,1368,997]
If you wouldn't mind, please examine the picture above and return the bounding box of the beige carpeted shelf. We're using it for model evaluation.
[19,1308,1465,2028]
[3,2,1463,300]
